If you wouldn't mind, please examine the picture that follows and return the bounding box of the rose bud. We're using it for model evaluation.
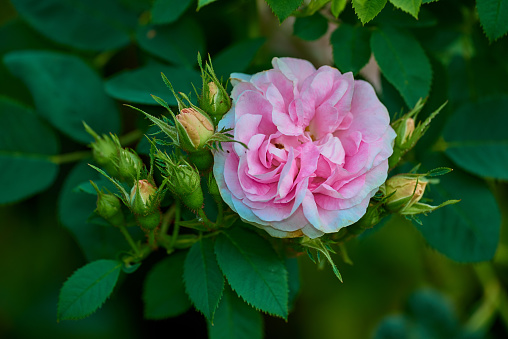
[384,174,428,213]
[90,181,124,226]
[155,150,205,210]
[176,108,214,151]
[83,122,121,177]
[130,180,157,214]
[130,180,161,231]
[117,148,144,181]
[201,81,231,124]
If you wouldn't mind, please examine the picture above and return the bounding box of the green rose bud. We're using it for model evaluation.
[384,174,428,213]
[90,181,124,226]
[117,148,144,181]
[201,81,231,124]
[83,122,121,177]
[157,152,204,210]
[176,108,214,151]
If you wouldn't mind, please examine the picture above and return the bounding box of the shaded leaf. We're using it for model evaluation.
[10,0,137,51]
[265,0,303,22]
[415,153,500,262]
[330,23,371,75]
[389,0,422,18]
[371,26,432,107]
[293,12,328,41]
[151,0,192,24]
[143,251,191,319]
[352,0,388,24]
[4,50,120,143]
[58,260,122,320]
[207,287,263,339]
[137,18,205,68]
[214,226,289,319]
[477,0,508,41]
[184,237,225,321]
[105,63,201,106]
[0,98,59,204]
[212,38,266,80]
[443,97,508,180]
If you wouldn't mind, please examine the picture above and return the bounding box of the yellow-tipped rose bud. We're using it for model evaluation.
[401,118,415,144]
[384,175,428,213]
[176,108,214,149]
[130,180,157,214]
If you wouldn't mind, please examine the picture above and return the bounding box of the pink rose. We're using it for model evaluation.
[213,57,396,238]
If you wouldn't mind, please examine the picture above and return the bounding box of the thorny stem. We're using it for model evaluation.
[197,208,217,230]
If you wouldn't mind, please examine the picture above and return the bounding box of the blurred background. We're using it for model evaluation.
[1,0,507,338]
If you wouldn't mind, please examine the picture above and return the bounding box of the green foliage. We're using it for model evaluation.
[374,289,482,339]
[105,64,201,105]
[58,260,122,320]
[352,0,388,24]
[207,287,263,339]
[265,0,304,23]
[293,12,328,41]
[371,26,432,107]
[143,251,191,319]
[331,0,348,17]
[212,38,266,79]
[150,0,192,24]
[389,0,422,18]
[10,0,137,51]
[0,98,59,204]
[4,50,120,143]
[184,237,225,321]
[477,0,508,41]
[414,154,500,262]
[330,23,371,75]
[136,18,205,68]
[443,97,508,180]
[214,226,289,319]
[198,0,219,11]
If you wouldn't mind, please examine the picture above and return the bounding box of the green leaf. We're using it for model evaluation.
[443,97,508,180]
[0,98,59,204]
[331,0,348,17]
[293,12,328,41]
[373,289,478,339]
[197,0,219,10]
[477,0,508,41]
[371,26,432,107]
[10,0,137,51]
[265,0,303,23]
[330,23,371,75]
[136,18,205,68]
[143,251,191,319]
[389,0,422,18]
[214,226,289,319]
[58,161,141,261]
[352,0,388,24]
[3,50,120,144]
[151,0,192,24]
[105,63,201,105]
[58,260,122,320]
[415,153,500,262]
[212,38,266,79]
[184,238,225,321]
[208,287,263,339]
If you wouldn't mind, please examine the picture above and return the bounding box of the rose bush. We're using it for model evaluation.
[213,57,396,238]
